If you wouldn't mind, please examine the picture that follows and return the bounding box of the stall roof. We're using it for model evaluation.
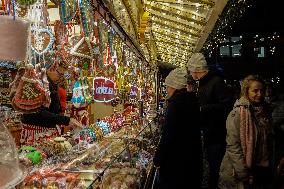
[144,0,228,67]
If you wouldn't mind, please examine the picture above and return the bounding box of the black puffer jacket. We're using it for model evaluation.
[21,77,70,128]
[153,89,202,188]
[197,71,233,144]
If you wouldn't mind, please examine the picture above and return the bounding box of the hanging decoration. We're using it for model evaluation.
[10,65,51,113]
[129,85,138,99]
[78,0,94,37]
[59,0,77,24]
[17,0,37,7]
[70,36,94,59]
[138,11,150,43]
[31,28,55,56]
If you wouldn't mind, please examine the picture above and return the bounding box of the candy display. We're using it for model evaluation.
[14,116,158,189]
[40,137,73,157]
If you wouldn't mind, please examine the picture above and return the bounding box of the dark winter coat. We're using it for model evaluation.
[197,71,233,144]
[21,77,70,128]
[153,89,202,188]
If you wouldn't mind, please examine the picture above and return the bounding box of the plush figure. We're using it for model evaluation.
[18,146,43,165]
[71,81,86,108]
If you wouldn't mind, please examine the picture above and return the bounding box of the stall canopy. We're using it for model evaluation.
[144,0,228,67]
[100,0,228,67]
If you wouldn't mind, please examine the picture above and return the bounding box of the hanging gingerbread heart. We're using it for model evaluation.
[31,29,55,55]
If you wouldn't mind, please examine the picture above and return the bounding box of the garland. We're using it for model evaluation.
[59,0,76,24]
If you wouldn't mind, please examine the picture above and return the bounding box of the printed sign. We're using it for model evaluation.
[93,77,117,102]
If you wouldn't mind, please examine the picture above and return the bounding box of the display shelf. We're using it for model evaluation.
[16,113,159,189]
[89,119,158,188]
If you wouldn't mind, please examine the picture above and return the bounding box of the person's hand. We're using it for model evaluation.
[69,118,83,129]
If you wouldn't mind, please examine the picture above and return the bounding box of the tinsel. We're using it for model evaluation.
[78,0,94,37]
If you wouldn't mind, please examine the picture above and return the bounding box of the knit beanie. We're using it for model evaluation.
[187,53,209,72]
[165,68,187,89]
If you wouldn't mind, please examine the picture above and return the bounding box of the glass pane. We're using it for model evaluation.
[232,44,241,57]
[220,46,230,57]
[258,47,265,57]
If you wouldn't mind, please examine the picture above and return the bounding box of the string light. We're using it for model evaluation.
[202,0,256,54]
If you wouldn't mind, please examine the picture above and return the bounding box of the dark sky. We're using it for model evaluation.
[231,0,284,35]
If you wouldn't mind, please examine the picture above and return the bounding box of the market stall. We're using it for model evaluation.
[0,0,159,187]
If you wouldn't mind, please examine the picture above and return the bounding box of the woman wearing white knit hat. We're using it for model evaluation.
[153,67,202,188]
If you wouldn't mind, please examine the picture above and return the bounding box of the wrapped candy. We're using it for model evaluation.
[96,121,110,135]
[94,127,104,141]
[18,146,43,165]
[79,128,97,142]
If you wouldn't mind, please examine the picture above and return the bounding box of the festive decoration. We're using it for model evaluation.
[129,85,138,99]
[78,0,94,37]
[31,28,55,56]
[70,37,94,59]
[138,11,150,43]
[71,80,87,108]
[59,0,77,24]
[10,65,51,113]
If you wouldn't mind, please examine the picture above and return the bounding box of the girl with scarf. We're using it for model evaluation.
[219,75,273,189]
